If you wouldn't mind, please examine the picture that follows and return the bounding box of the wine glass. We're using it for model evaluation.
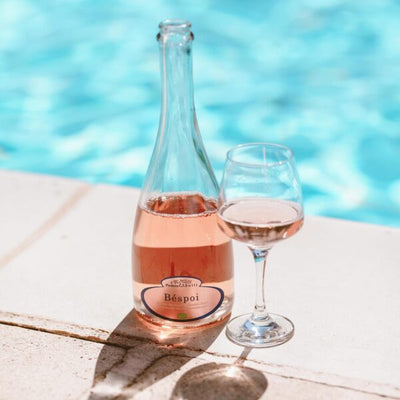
[217,143,304,347]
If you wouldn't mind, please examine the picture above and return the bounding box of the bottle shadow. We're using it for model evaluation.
[87,310,267,399]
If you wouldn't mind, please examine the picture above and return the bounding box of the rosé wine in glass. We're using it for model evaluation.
[217,142,303,347]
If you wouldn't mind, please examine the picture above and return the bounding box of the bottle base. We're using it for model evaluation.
[134,304,232,330]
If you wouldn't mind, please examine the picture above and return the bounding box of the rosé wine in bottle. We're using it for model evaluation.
[131,20,234,327]
[133,193,233,326]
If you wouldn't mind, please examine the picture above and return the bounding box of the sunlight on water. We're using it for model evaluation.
[0,0,399,227]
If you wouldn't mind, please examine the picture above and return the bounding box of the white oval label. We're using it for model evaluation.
[141,276,224,322]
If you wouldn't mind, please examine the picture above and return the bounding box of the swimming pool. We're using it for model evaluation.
[1,0,399,227]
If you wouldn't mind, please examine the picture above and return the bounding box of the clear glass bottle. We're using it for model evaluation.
[132,20,234,328]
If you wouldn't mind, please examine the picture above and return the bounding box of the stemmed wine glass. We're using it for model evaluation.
[217,143,304,347]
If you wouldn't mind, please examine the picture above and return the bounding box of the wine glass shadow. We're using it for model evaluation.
[86,309,229,399]
[170,348,268,400]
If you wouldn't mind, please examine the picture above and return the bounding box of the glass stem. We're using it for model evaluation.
[250,248,272,325]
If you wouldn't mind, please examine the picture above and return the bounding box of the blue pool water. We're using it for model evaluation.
[1,0,400,227]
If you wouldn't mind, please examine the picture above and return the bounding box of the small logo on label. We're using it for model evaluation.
[141,276,224,322]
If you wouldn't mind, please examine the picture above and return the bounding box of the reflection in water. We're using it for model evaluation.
[171,362,268,400]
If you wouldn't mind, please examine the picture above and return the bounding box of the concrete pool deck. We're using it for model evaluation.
[0,169,399,399]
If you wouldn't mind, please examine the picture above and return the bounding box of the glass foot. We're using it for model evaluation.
[226,313,294,348]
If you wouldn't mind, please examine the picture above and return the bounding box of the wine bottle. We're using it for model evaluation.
[132,20,234,328]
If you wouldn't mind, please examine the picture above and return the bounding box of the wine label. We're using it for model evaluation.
[141,276,224,322]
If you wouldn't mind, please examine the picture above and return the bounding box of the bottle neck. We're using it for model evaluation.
[158,30,195,137]
[140,21,219,201]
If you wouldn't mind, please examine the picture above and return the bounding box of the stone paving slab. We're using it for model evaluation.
[0,170,88,266]
[2,323,398,400]
[1,171,400,399]
[0,323,124,400]
[0,183,137,329]
[2,309,400,399]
